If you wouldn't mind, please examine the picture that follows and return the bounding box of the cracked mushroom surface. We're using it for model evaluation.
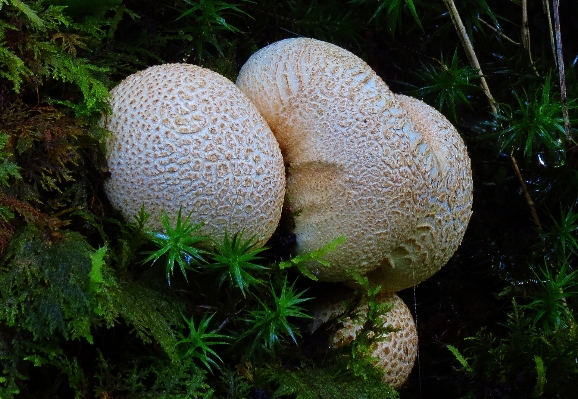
[104,63,285,245]
[236,38,472,290]
[364,94,473,291]
[312,293,418,388]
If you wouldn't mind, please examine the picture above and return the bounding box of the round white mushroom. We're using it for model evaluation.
[364,94,473,291]
[237,38,472,290]
[104,63,285,245]
[312,291,418,389]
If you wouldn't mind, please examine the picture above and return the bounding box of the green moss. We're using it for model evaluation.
[2,0,578,397]
[0,225,95,341]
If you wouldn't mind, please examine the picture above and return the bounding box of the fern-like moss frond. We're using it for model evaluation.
[265,361,399,399]
[111,280,186,361]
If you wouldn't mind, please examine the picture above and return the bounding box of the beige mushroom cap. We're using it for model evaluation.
[327,292,418,389]
[104,63,285,245]
[237,38,472,289]
[363,94,473,292]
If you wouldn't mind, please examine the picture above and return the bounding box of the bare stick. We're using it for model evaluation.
[521,0,531,53]
[543,0,557,66]
[443,0,542,229]
[477,17,519,45]
[443,0,497,114]
[510,155,542,230]
[552,0,572,141]
[522,0,539,76]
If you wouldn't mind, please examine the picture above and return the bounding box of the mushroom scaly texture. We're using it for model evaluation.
[104,64,285,246]
[236,38,472,290]
[328,292,418,389]
[365,94,473,292]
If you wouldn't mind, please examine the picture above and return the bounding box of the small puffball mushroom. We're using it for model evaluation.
[104,63,285,245]
[237,38,472,290]
[308,286,353,334]
[326,292,418,389]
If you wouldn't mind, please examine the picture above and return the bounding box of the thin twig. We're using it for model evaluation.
[521,0,530,52]
[552,0,572,142]
[443,0,542,230]
[543,0,557,66]
[510,155,542,230]
[442,0,497,114]
[477,17,519,45]
[521,0,539,76]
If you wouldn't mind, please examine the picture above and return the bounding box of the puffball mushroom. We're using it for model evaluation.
[104,63,285,245]
[311,291,418,389]
[237,38,472,290]
[364,94,473,292]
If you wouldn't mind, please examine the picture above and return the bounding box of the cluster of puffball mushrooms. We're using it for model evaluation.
[103,38,473,389]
